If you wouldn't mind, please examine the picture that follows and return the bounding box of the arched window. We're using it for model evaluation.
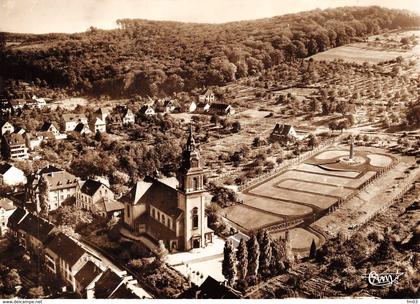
[192,207,199,229]
[192,177,198,190]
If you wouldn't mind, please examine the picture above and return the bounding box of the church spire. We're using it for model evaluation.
[186,124,196,152]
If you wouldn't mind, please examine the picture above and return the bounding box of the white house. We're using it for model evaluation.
[188,101,197,113]
[61,114,88,132]
[0,198,16,236]
[89,118,106,133]
[198,89,215,103]
[0,163,27,186]
[0,122,14,136]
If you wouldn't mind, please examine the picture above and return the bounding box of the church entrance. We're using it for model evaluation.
[192,238,201,249]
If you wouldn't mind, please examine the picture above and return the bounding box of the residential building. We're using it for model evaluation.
[9,99,26,111]
[0,121,14,135]
[178,276,240,299]
[269,123,300,144]
[74,261,103,298]
[61,114,88,132]
[163,100,176,113]
[122,128,213,252]
[6,207,27,238]
[89,117,106,133]
[188,101,197,113]
[73,123,92,135]
[16,212,55,254]
[196,102,211,114]
[38,122,67,140]
[91,197,124,218]
[94,108,110,122]
[27,166,79,211]
[208,103,235,116]
[1,133,29,160]
[198,89,215,103]
[119,107,135,125]
[106,114,123,126]
[139,105,155,116]
[76,179,115,211]
[0,163,27,186]
[44,232,102,292]
[14,127,26,135]
[31,95,47,108]
[0,198,16,236]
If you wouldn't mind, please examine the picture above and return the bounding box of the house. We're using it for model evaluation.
[44,232,101,292]
[139,105,155,116]
[6,207,27,238]
[208,103,235,116]
[0,121,14,135]
[198,89,216,103]
[92,198,124,218]
[196,102,211,114]
[163,100,176,113]
[269,123,300,144]
[188,101,197,113]
[122,128,213,252]
[89,118,106,134]
[0,198,16,236]
[119,107,135,124]
[76,179,115,211]
[178,276,240,299]
[38,122,67,140]
[25,133,44,151]
[0,163,27,186]
[61,114,88,132]
[74,261,103,299]
[31,95,47,108]
[1,133,29,160]
[106,114,123,126]
[27,165,79,211]
[73,123,92,135]
[14,127,26,135]
[16,212,55,254]
[9,99,26,111]
[94,108,110,122]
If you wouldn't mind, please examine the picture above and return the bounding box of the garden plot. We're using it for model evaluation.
[367,154,393,167]
[315,150,349,160]
[277,179,353,198]
[249,184,337,209]
[272,228,321,250]
[224,205,282,231]
[296,163,361,178]
[238,193,312,216]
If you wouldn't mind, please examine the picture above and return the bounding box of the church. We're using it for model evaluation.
[122,127,214,252]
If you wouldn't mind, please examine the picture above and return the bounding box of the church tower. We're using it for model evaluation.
[177,125,213,251]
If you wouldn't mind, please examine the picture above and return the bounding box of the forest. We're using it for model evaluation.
[0,6,419,98]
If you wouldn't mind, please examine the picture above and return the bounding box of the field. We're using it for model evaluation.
[225,146,397,250]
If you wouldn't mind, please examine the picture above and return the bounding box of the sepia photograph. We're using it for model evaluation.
[0,0,419,302]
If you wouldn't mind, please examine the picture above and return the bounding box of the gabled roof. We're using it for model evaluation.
[95,197,124,213]
[80,179,107,197]
[0,198,15,211]
[139,105,154,114]
[3,133,25,145]
[45,232,86,267]
[31,166,78,192]
[198,276,240,299]
[147,181,183,218]
[17,213,55,243]
[0,163,13,175]
[109,283,139,299]
[94,269,124,299]
[202,88,214,96]
[75,261,103,290]
[62,113,87,123]
[90,117,105,126]
[120,180,153,205]
[209,103,231,111]
[7,207,27,230]
[273,123,294,136]
[106,114,123,123]
[96,108,110,115]
[39,122,58,132]
[0,121,13,128]
[74,123,90,133]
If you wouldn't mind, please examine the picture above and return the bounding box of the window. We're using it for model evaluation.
[152,208,155,218]
[161,214,165,224]
[127,206,130,218]
[192,177,198,190]
[192,207,199,229]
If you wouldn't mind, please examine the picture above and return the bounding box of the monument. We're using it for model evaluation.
[338,134,363,165]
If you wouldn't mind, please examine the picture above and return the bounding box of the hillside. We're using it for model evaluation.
[0,6,419,98]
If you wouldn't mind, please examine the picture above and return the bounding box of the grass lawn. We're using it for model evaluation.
[224,205,283,230]
[296,163,361,178]
[239,192,312,216]
[367,154,393,167]
[276,179,353,197]
[273,228,320,250]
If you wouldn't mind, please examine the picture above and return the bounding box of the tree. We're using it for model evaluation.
[38,176,50,218]
[309,239,317,259]
[258,230,272,277]
[222,240,237,286]
[247,234,260,279]
[5,268,21,290]
[236,239,248,282]
[154,240,168,267]
[232,121,241,133]
[308,133,318,150]
[270,239,286,275]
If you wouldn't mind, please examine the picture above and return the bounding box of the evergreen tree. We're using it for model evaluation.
[247,234,260,279]
[222,240,237,286]
[236,239,248,282]
[270,238,286,275]
[259,230,272,277]
[38,176,50,218]
[309,239,317,259]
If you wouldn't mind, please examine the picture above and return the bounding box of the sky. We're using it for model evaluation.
[0,0,419,34]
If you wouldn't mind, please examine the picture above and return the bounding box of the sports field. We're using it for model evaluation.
[225,147,396,250]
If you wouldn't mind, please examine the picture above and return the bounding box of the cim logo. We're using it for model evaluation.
[363,271,404,287]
